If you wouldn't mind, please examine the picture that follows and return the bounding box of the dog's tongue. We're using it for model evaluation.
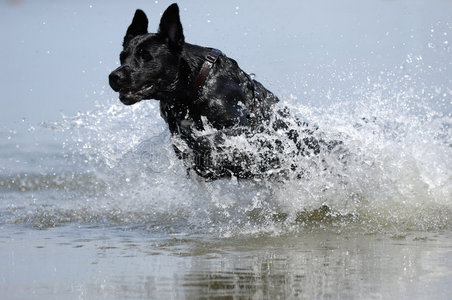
[118,90,141,105]
[119,91,140,101]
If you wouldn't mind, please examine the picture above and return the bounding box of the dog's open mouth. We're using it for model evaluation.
[119,84,154,105]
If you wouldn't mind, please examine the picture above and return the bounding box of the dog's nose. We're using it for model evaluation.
[109,71,124,92]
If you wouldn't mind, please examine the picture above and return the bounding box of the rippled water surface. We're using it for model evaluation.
[1,0,451,299]
[2,226,452,299]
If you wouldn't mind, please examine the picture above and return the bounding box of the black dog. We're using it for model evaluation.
[109,4,327,179]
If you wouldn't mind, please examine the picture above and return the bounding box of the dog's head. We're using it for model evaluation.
[109,4,185,105]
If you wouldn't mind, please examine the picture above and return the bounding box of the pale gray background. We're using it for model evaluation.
[1,0,450,127]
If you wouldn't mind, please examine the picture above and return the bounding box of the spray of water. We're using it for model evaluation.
[1,27,451,236]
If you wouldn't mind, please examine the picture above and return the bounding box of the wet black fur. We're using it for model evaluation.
[109,4,325,179]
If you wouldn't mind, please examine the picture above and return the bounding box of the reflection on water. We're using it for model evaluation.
[1,226,451,299]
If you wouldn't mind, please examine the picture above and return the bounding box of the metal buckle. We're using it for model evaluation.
[205,48,221,63]
[206,54,216,63]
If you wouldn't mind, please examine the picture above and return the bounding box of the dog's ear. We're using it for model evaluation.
[158,3,184,50]
[123,9,149,47]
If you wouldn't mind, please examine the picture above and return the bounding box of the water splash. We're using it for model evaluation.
[2,25,451,236]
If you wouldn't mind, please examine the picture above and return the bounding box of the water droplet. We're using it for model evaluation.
[405,55,413,64]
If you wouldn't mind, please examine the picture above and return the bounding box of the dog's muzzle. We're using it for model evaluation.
[109,66,145,105]
[108,68,128,92]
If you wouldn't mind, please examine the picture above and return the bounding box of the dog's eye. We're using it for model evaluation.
[137,48,153,61]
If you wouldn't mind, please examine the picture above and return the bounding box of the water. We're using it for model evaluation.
[3,226,451,299]
[1,0,452,299]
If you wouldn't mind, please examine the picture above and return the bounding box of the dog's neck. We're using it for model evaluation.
[191,48,222,96]
[163,44,220,102]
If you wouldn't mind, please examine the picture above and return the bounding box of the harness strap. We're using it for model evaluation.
[191,48,262,128]
[192,48,222,95]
